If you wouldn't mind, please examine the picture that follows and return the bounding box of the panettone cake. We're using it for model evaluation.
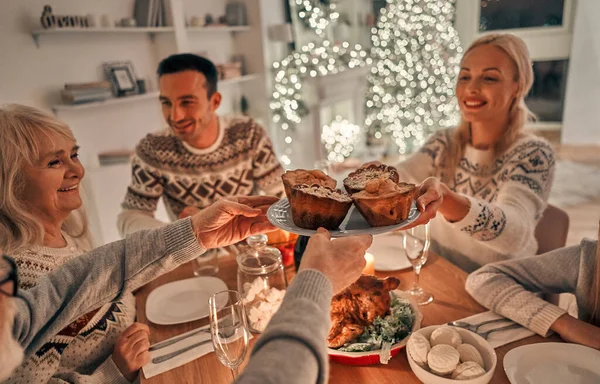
[351,179,416,227]
[343,164,400,194]
[289,184,352,230]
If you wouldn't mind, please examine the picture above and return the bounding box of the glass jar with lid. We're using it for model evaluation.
[237,234,288,333]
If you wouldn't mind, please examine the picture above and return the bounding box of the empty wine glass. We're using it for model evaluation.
[314,159,333,175]
[402,223,434,305]
[208,290,250,379]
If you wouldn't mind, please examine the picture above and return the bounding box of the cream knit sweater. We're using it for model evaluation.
[466,229,599,337]
[395,128,555,272]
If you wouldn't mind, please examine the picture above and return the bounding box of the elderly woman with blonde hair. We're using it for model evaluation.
[0,104,147,383]
[385,33,556,272]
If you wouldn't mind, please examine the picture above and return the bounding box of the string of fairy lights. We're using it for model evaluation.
[271,1,371,166]
[321,116,360,163]
[294,0,339,37]
[273,0,462,165]
[364,0,462,154]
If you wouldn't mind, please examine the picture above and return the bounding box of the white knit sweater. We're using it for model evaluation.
[8,233,135,384]
[395,128,555,272]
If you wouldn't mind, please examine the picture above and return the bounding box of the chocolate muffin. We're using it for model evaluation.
[290,184,352,230]
[343,164,400,194]
[351,179,416,227]
[282,169,337,200]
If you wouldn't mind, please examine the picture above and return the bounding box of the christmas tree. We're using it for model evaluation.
[364,0,463,154]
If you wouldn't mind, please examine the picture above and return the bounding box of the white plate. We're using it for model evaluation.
[267,198,420,238]
[504,343,600,384]
[146,276,228,325]
[369,233,412,271]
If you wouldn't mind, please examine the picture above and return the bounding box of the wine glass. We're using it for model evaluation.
[402,223,434,305]
[208,290,250,379]
[314,159,333,175]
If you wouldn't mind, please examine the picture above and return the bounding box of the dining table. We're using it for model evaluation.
[136,247,562,384]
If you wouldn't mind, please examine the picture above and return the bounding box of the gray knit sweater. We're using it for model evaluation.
[466,237,599,337]
[13,219,332,384]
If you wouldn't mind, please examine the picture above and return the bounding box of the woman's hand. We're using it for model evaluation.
[112,323,151,382]
[415,177,470,224]
[191,196,279,249]
[551,314,600,350]
[399,177,444,229]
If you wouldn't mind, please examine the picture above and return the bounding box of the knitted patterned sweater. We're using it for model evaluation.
[118,115,285,236]
[8,233,135,384]
[395,128,555,272]
[466,234,599,337]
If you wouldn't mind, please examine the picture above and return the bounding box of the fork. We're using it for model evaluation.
[447,317,511,333]
[477,323,522,339]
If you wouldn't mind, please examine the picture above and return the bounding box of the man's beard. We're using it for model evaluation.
[0,297,25,381]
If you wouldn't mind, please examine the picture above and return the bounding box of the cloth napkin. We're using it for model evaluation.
[455,311,535,348]
[142,325,214,379]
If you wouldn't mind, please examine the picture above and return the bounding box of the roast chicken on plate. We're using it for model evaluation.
[327,275,401,348]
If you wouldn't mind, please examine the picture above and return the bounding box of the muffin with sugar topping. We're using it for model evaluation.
[281,169,337,200]
[290,184,352,230]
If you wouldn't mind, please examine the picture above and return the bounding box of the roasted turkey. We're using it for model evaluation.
[327,275,401,348]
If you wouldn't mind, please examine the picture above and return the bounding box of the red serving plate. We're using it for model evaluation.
[328,291,423,365]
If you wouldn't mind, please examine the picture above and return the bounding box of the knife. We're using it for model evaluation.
[149,327,210,352]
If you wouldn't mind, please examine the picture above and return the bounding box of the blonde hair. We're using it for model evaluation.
[0,104,88,253]
[442,33,536,182]
[591,221,600,327]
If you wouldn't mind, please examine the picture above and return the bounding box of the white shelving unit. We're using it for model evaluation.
[52,91,159,112]
[39,0,279,245]
[186,26,250,33]
[51,74,259,112]
[31,27,175,47]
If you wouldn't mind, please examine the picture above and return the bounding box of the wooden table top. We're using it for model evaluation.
[136,251,560,384]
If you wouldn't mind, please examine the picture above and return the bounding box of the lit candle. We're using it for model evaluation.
[363,252,375,275]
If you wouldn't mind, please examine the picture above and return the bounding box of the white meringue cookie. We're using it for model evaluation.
[427,344,460,376]
[407,333,431,366]
[457,343,484,367]
[451,361,486,380]
[430,326,462,348]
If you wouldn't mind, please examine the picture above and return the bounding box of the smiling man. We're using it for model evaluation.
[118,54,284,236]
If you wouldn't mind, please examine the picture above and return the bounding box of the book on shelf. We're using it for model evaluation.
[98,149,134,166]
[64,81,112,91]
[61,88,112,104]
[134,0,170,27]
[133,0,152,27]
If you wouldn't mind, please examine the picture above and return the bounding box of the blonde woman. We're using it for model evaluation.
[388,33,556,272]
[0,104,147,383]
[466,222,600,349]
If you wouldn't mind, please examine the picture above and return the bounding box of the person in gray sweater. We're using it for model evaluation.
[1,197,373,383]
[466,221,600,350]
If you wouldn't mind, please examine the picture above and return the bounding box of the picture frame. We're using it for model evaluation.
[103,61,139,97]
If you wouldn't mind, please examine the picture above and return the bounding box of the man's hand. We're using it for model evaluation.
[191,196,279,249]
[299,228,373,293]
[551,314,600,350]
[112,323,150,382]
[179,206,201,219]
